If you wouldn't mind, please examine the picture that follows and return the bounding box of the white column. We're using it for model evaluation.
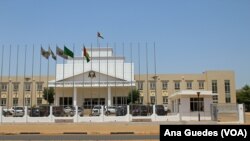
[238,104,245,124]
[73,87,77,106]
[108,87,111,106]
[0,106,2,124]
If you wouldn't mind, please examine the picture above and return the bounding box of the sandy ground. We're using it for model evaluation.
[0,122,159,135]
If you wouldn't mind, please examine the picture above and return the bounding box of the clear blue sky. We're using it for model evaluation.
[0,0,249,89]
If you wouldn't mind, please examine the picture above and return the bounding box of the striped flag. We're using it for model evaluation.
[83,47,90,62]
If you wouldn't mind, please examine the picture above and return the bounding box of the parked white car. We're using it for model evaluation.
[3,106,24,117]
[91,105,102,116]
[105,106,117,115]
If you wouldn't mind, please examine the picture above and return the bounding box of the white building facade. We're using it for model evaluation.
[49,48,135,108]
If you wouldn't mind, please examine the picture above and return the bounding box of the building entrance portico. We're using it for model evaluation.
[49,47,135,108]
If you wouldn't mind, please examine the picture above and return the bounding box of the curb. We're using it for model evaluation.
[63,132,87,134]
[20,132,41,134]
[110,132,134,134]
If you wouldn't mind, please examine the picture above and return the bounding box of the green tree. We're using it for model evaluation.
[127,89,140,104]
[237,85,250,111]
[43,87,55,105]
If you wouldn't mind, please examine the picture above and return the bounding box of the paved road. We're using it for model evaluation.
[0,134,159,140]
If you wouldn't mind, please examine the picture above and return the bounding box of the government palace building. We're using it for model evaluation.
[0,47,236,112]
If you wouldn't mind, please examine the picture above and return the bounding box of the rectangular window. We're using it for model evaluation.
[212,95,218,103]
[150,81,156,90]
[212,80,218,93]
[25,83,31,91]
[150,96,155,104]
[162,81,168,90]
[37,83,43,91]
[1,83,7,91]
[163,96,168,104]
[13,98,18,106]
[198,81,204,89]
[137,81,143,90]
[37,98,42,106]
[25,98,31,106]
[225,80,230,93]
[225,80,231,103]
[186,81,192,89]
[190,98,204,112]
[174,81,180,90]
[13,83,19,91]
[1,98,6,106]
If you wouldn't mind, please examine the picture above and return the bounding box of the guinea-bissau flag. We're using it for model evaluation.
[83,47,90,63]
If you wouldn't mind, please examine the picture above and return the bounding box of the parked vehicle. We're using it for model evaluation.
[105,106,117,115]
[12,107,25,117]
[116,106,127,116]
[155,105,167,116]
[131,105,152,116]
[29,108,40,117]
[39,106,50,117]
[70,106,84,117]
[90,105,102,116]
[53,106,64,117]
[3,106,24,117]
[64,106,73,114]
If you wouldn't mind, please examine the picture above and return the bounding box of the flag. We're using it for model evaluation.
[64,46,74,58]
[56,47,68,59]
[49,47,57,60]
[83,47,90,62]
[97,32,104,39]
[41,47,50,59]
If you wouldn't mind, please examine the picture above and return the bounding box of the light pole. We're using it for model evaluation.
[197,92,200,121]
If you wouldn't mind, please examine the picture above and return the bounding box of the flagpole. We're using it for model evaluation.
[55,46,57,106]
[138,43,141,104]
[146,43,149,106]
[153,42,157,105]
[130,43,133,105]
[106,43,108,106]
[122,43,125,105]
[63,54,65,107]
[15,45,19,106]
[31,45,34,108]
[73,44,75,106]
[47,46,50,105]
[23,45,27,107]
[114,43,117,106]
[0,45,4,121]
[82,45,85,109]
[7,45,11,109]
[97,36,100,106]
[91,43,93,108]
[39,46,42,106]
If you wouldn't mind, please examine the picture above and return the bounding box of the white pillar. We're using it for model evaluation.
[0,106,2,124]
[108,87,111,106]
[73,87,77,106]
[238,104,245,124]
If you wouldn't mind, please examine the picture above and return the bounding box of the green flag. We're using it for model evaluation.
[56,46,68,59]
[64,46,74,58]
[49,47,57,60]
